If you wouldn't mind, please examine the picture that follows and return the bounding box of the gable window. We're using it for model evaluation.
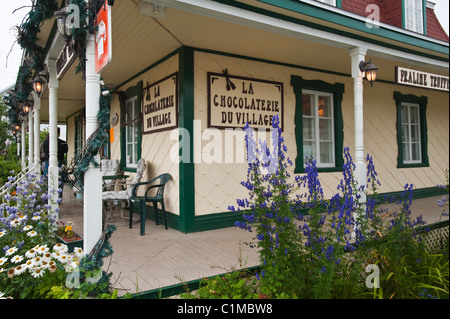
[291,76,345,173]
[394,92,428,168]
[405,0,424,33]
[121,81,143,171]
[316,0,336,6]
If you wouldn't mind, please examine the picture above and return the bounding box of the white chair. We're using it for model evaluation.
[101,159,121,191]
[102,159,146,220]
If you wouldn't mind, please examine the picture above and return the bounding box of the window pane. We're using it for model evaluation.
[401,105,409,124]
[411,124,420,142]
[402,124,410,142]
[411,143,421,161]
[318,96,331,117]
[410,106,419,124]
[319,118,332,140]
[403,143,411,162]
[303,118,315,140]
[303,141,315,159]
[302,94,313,116]
[320,142,333,164]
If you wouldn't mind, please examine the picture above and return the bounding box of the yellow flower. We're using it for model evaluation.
[65,225,72,233]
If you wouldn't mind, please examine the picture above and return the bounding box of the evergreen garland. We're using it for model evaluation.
[5,0,59,126]
[5,0,117,294]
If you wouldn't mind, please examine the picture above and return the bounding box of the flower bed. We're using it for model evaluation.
[0,171,116,299]
[183,116,449,299]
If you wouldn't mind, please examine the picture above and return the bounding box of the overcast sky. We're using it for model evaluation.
[0,0,449,93]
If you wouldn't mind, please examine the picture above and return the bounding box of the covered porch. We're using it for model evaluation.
[59,185,447,298]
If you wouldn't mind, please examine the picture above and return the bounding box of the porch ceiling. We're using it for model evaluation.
[40,0,448,123]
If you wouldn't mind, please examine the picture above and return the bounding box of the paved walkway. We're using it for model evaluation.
[58,187,447,297]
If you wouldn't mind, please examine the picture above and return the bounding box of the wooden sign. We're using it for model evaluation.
[395,66,449,91]
[142,73,178,134]
[208,72,283,130]
[56,44,76,80]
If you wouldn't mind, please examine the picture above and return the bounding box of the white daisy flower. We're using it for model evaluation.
[5,247,17,256]
[32,256,42,266]
[58,254,71,264]
[11,255,23,264]
[22,225,33,231]
[25,248,37,259]
[52,252,62,260]
[14,265,26,275]
[36,245,49,255]
[42,252,52,261]
[30,267,45,278]
[26,230,38,238]
[24,259,35,269]
[10,219,20,227]
[53,243,68,253]
[31,215,41,221]
[73,247,84,257]
[0,231,6,238]
[41,261,50,269]
[0,257,8,266]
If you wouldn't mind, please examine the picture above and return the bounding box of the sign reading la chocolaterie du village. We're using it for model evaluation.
[395,66,449,91]
[208,71,284,130]
[142,73,178,134]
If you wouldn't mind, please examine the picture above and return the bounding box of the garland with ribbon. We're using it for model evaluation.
[6,0,116,294]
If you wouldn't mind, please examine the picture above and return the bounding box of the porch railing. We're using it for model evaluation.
[0,166,30,199]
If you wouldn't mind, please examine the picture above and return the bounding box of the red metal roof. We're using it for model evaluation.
[341,0,448,42]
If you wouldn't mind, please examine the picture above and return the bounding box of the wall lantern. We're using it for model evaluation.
[32,72,49,97]
[54,5,71,43]
[359,58,378,87]
[23,101,33,113]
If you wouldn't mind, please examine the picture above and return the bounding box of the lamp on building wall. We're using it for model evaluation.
[23,100,33,113]
[359,58,378,86]
[54,7,71,43]
[32,72,49,97]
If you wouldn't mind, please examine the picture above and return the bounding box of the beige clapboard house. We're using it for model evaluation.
[15,0,450,237]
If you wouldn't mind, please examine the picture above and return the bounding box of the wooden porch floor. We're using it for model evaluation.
[59,187,447,298]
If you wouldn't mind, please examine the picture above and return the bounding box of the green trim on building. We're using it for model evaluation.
[394,91,429,168]
[120,81,143,173]
[178,47,196,233]
[291,76,345,174]
[210,0,448,58]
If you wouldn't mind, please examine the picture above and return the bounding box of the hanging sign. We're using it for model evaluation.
[95,1,112,74]
[208,71,284,130]
[56,44,76,80]
[142,73,178,134]
[395,66,449,91]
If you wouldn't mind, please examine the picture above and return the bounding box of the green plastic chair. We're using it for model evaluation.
[129,173,172,235]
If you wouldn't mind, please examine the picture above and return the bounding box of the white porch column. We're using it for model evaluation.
[28,109,34,172]
[349,47,367,205]
[83,31,103,254]
[21,124,26,170]
[48,58,59,216]
[32,91,41,177]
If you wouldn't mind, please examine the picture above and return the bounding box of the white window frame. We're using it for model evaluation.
[405,0,424,34]
[316,0,336,6]
[125,95,139,169]
[401,102,422,164]
[302,90,335,168]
